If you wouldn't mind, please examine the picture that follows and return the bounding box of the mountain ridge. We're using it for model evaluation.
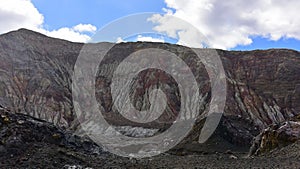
[0,28,299,148]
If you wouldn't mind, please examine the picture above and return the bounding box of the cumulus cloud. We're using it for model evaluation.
[152,0,300,49]
[0,0,96,43]
[116,35,165,43]
[136,35,165,43]
[148,14,208,47]
[73,24,97,33]
[38,27,94,43]
[0,0,43,33]
[116,37,126,43]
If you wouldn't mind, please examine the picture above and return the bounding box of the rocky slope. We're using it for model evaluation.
[0,106,109,168]
[1,107,300,168]
[0,28,300,153]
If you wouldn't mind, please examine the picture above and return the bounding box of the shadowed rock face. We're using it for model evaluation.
[0,105,105,158]
[0,28,299,147]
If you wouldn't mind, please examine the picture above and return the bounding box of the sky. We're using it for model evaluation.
[0,0,299,51]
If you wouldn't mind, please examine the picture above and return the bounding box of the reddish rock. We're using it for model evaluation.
[0,29,299,148]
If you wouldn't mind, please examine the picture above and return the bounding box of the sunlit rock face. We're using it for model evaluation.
[249,118,300,156]
[0,28,299,147]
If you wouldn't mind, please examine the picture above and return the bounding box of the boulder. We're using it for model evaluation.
[249,120,300,156]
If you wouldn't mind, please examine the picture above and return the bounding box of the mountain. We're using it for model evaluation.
[0,28,299,149]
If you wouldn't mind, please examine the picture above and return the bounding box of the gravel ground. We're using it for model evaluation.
[1,141,300,169]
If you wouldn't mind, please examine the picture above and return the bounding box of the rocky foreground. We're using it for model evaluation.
[0,107,300,168]
[0,29,300,168]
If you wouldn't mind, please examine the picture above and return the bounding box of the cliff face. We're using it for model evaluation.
[0,29,299,146]
[0,29,82,128]
[220,49,300,144]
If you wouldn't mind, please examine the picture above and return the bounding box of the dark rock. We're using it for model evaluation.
[225,150,233,154]
[229,154,238,159]
[0,107,106,159]
[0,107,299,168]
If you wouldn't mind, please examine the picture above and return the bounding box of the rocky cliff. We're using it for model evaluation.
[0,28,299,149]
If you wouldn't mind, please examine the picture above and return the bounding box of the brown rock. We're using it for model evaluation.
[249,121,300,155]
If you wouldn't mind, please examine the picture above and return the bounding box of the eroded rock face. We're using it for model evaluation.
[0,29,299,148]
[249,118,300,156]
[0,29,82,128]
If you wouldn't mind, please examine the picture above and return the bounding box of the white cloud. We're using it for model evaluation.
[0,0,96,43]
[116,35,165,43]
[136,35,165,43]
[0,0,43,33]
[116,37,126,43]
[38,27,93,43]
[152,0,300,49]
[73,24,97,33]
[148,14,207,47]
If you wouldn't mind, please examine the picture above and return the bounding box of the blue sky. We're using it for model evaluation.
[0,0,299,51]
[234,37,300,51]
[31,0,167,31]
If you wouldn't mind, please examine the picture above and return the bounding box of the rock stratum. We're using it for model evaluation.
[0,29,300,168]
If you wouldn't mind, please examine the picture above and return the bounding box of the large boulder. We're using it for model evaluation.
[249,118,300,156]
